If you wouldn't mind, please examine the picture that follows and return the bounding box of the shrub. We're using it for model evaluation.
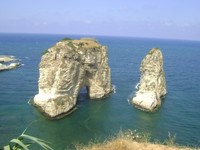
[59,37,72,42]
[1,129,53,150]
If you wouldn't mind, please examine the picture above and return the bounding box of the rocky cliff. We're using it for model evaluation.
[132,48,166,111]
[33,38,113,118]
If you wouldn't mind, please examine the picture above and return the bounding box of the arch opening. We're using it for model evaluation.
[77,86,89,103]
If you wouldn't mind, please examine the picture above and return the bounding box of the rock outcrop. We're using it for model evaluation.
[132,48,166,111]
[33,38,113,118]
[0,55,20,71]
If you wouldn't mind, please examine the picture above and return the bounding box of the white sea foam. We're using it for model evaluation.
[127,98,130,104]
[112,85,116,93]
[127,90,138,105]
[135,83,140,90]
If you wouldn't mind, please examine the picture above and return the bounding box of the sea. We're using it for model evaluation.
[0,33,200,149]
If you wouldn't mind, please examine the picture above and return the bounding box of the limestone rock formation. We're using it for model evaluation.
[0,55,20,71]
[132,48,166,111]
[33,38,113,118]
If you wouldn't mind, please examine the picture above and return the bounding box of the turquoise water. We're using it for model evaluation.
[0,33,200,149]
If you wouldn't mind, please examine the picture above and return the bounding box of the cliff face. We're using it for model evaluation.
[132,48,166,111]
[33,38,113,118]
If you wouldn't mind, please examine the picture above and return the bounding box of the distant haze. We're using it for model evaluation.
[0,0,200,41]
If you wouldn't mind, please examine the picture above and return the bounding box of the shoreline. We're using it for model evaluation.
[0,55,20,71]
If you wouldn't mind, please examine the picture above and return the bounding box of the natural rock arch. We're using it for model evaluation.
[33,38,113,118]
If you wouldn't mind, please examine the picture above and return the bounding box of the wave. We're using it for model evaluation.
[127,91,137,104]
[135,83,140,90]
[112,84,116,93]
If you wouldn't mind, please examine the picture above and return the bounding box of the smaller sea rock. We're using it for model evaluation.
[131,48,166,111]
[0,55,16,62]
[0,55,20,71]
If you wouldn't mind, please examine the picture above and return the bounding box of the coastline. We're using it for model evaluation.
[75,130,198,150]
[0,33,200,149]
[0,55,20,71]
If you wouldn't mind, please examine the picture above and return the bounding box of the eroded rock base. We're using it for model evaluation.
[131,48,166,111]
[33,38,113,118]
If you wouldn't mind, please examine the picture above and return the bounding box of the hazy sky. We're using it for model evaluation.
[0,0,200,40]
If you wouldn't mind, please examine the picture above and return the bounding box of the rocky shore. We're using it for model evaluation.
[0,55,20,71]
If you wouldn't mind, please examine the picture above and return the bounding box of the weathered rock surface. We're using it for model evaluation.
[132,48,166,111]
[0,55,20,71]
[33,38,113,118]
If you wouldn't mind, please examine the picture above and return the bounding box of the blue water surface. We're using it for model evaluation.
[0,33,200,149]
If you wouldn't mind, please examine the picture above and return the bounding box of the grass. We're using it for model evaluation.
[2,129,198,150]
[1,128,53,150]
[164,132,177,147]
[74,130,198,150]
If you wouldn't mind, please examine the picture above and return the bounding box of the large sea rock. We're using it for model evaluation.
[132,48,166,111]
[0,55,20,71]
[33,38,113,118]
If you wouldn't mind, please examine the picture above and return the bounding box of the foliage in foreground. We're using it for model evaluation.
[75,130,197,150]
[1,129,53,150]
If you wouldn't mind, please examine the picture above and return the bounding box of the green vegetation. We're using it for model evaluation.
[1,129,53,150]
[67,41,74,48]
[1,129,197,150]
[42,37,72,56]
[78,42,84,48]
[42,49,49,56]
[59,37,72,42]
[164,132,177,146]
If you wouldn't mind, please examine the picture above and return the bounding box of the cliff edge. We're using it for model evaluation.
[33,38,113,118]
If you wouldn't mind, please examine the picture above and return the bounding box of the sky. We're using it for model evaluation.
[0,0,200,41]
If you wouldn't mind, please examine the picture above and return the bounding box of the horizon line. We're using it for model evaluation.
[0,32,199,42]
